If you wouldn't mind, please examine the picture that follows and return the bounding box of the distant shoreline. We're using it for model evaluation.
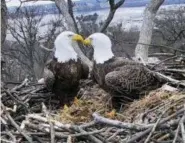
[7,3,185,17]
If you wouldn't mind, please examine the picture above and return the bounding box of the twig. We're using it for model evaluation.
[40,44,55,52]
[168,130,182,142]
[62,129,105,137]
[160,108,185,125]
[67,0,79,33]
[0,138,14,143]
[42,103,55,143]
[93,112,147,131]
[25,122,105,138]
[2,104,33,143]
[180,106,185,143]
[11,78,28,91]
[172,118,181,143]
[152,56,178,68]
[27,114,103,143]
[0,116,8,125]
[50,121,55,143]
[144,109,168,143]
[67,136,73,143]
[1,131,17,143]
[6,115,33,143]
[172,106,185,143]
[5,90,29,112]
[157,133,171,142]
[78,127,103,143]
[148,53,174,57]
[157,118,182,129]
[32,135,45,143]
[160,69,185,73]
[1,132,46,136]
[181,121,185,143]
[127,107,185,143]
[154,72,185,87]
[106,129,124,141]
[131,42,185,53]
[79,121,96,128]
[27,114,78,130]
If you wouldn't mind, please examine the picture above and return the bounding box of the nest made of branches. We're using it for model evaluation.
[1,78,185,143]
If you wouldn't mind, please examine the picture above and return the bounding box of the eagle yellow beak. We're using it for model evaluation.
[72,34,84,42]
[83,38,92,46]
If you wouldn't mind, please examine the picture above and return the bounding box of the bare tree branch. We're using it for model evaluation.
[1,0,7,45]
[67,0,79,33]
[100,0,125,32]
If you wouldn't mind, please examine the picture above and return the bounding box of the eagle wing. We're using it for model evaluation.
[92,57,138,86]
[43,67,55,91]
[105,64,157,94]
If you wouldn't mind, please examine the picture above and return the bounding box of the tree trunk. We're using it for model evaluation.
[1,0,7,45]
[55,0,93,70]
[135,0,165,63]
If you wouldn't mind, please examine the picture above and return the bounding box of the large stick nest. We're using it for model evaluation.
[1,76,185,143]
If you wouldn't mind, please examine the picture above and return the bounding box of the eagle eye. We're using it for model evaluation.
[68,34,73,37]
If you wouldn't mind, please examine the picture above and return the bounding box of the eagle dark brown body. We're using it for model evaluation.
[83,33,162,107]
[92,57,138,88]
[44,58,88,104]
[92,57,160,103]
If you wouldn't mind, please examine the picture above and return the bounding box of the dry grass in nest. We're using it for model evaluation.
[53,85,185,124]
[54,85,127,123]
[55,94,114,124]
[58,97,104,124]
[122,89,185,123]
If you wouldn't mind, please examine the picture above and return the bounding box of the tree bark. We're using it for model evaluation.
[1,0,7,45]
[100,0,125,32]
[67,0,79,34]
[55,0,93,70]
[135,0,165,63]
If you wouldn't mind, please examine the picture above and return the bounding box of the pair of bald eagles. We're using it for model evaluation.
[40,31,158,102]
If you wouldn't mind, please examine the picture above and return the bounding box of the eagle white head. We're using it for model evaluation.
[83,33,114,64]
[54,31,84,63]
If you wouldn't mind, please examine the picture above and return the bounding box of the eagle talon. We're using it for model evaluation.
[106,109,116,119]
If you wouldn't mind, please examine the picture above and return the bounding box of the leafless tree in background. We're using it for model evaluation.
[2,0,96,82]
[107,24,139,58]
[3,0,184,83]
[76,13,99,37]
[2,6,64,82]
[135,0,165,63]
[99,0,125,32]
[1,0,7,45]
[154,6,185,53]
[18,0,126,70]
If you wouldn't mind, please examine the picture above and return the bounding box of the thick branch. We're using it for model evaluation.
[55,0,93,69]
[93,113,146,131]
[135,0,165,62]
[100,0,125,32]
[1,0,7,45]
[67,0,79,33]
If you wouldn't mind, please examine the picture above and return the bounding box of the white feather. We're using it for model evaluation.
[89,33,114,64]
[38,78,45,84]
[54,31,78,63]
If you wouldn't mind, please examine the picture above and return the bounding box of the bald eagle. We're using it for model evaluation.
[83,33,160,103]
[42,31,88,104]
